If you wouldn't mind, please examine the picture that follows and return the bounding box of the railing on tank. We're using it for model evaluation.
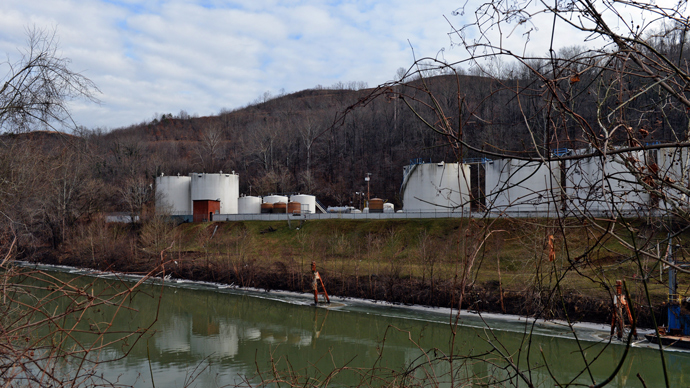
[551,148,571,157]
[461,157,492,164]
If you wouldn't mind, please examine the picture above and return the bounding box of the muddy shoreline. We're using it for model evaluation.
[24,246,663,329]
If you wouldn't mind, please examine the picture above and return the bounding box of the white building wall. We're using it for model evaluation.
[190,173,239,215]
[401,162,470,212]
[156,175,192,215]
[485,159,561,212]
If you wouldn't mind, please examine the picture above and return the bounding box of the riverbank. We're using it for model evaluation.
[22,217,677,328]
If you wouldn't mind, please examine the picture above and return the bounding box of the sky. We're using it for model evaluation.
[0,0,602,130]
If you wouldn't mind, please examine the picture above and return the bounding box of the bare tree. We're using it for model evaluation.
[0,27,164,388]
[0,27,99,133]
[194,124,227,172]
[41,149,103,248]
[119,175,153,222]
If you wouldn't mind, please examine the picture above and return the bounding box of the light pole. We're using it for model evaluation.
[365,173,371,205]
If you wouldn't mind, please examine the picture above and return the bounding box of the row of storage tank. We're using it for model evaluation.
[244,194,316,214]
[158,146,687,218]
[400,147,690,213]
[156,172,240,215]
[155,173,318,215]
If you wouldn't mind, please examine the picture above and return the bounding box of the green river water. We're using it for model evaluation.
[14,265,690,387]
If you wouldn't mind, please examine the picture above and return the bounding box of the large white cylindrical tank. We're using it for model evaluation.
[485,159,561,212]
[156,175,191,215]
[657,147,690,210]
[290,194,317,214]
[238,196,262,214]
[401,162,471,212]
[263,195,288,204]
[190,172,239,214]
[564,149,649,213]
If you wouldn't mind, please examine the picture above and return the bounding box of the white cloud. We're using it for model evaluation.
[0,0,600,130]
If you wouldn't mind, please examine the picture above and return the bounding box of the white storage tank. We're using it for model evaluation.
[485,159,561,212]
[656,147,689,210]
[290,194,317,214]
[328,206,353,213]
[401,162,471,212]
[383,203,395,213]
[263,195,288,204]
[190,172,239,214]
[238,195,262,214]
[564,149,649,213]
[156,174,191,215]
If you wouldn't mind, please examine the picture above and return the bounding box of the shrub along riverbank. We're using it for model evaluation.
[24,217,680,328]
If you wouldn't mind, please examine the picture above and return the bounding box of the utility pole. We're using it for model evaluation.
[668,239,677,306]
[365,173,371,204]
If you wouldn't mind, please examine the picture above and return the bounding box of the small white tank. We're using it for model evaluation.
[290,194,317,214]
[238,196,262,214]
[327,206,352,213]
[263,195,288,204]
[383,203,395,213]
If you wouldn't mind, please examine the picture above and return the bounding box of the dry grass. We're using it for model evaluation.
[166,217,681,306]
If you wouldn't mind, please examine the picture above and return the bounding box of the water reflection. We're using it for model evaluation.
[20,270,690,387]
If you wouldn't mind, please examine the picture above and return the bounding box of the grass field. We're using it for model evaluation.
[157,216,685,310]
